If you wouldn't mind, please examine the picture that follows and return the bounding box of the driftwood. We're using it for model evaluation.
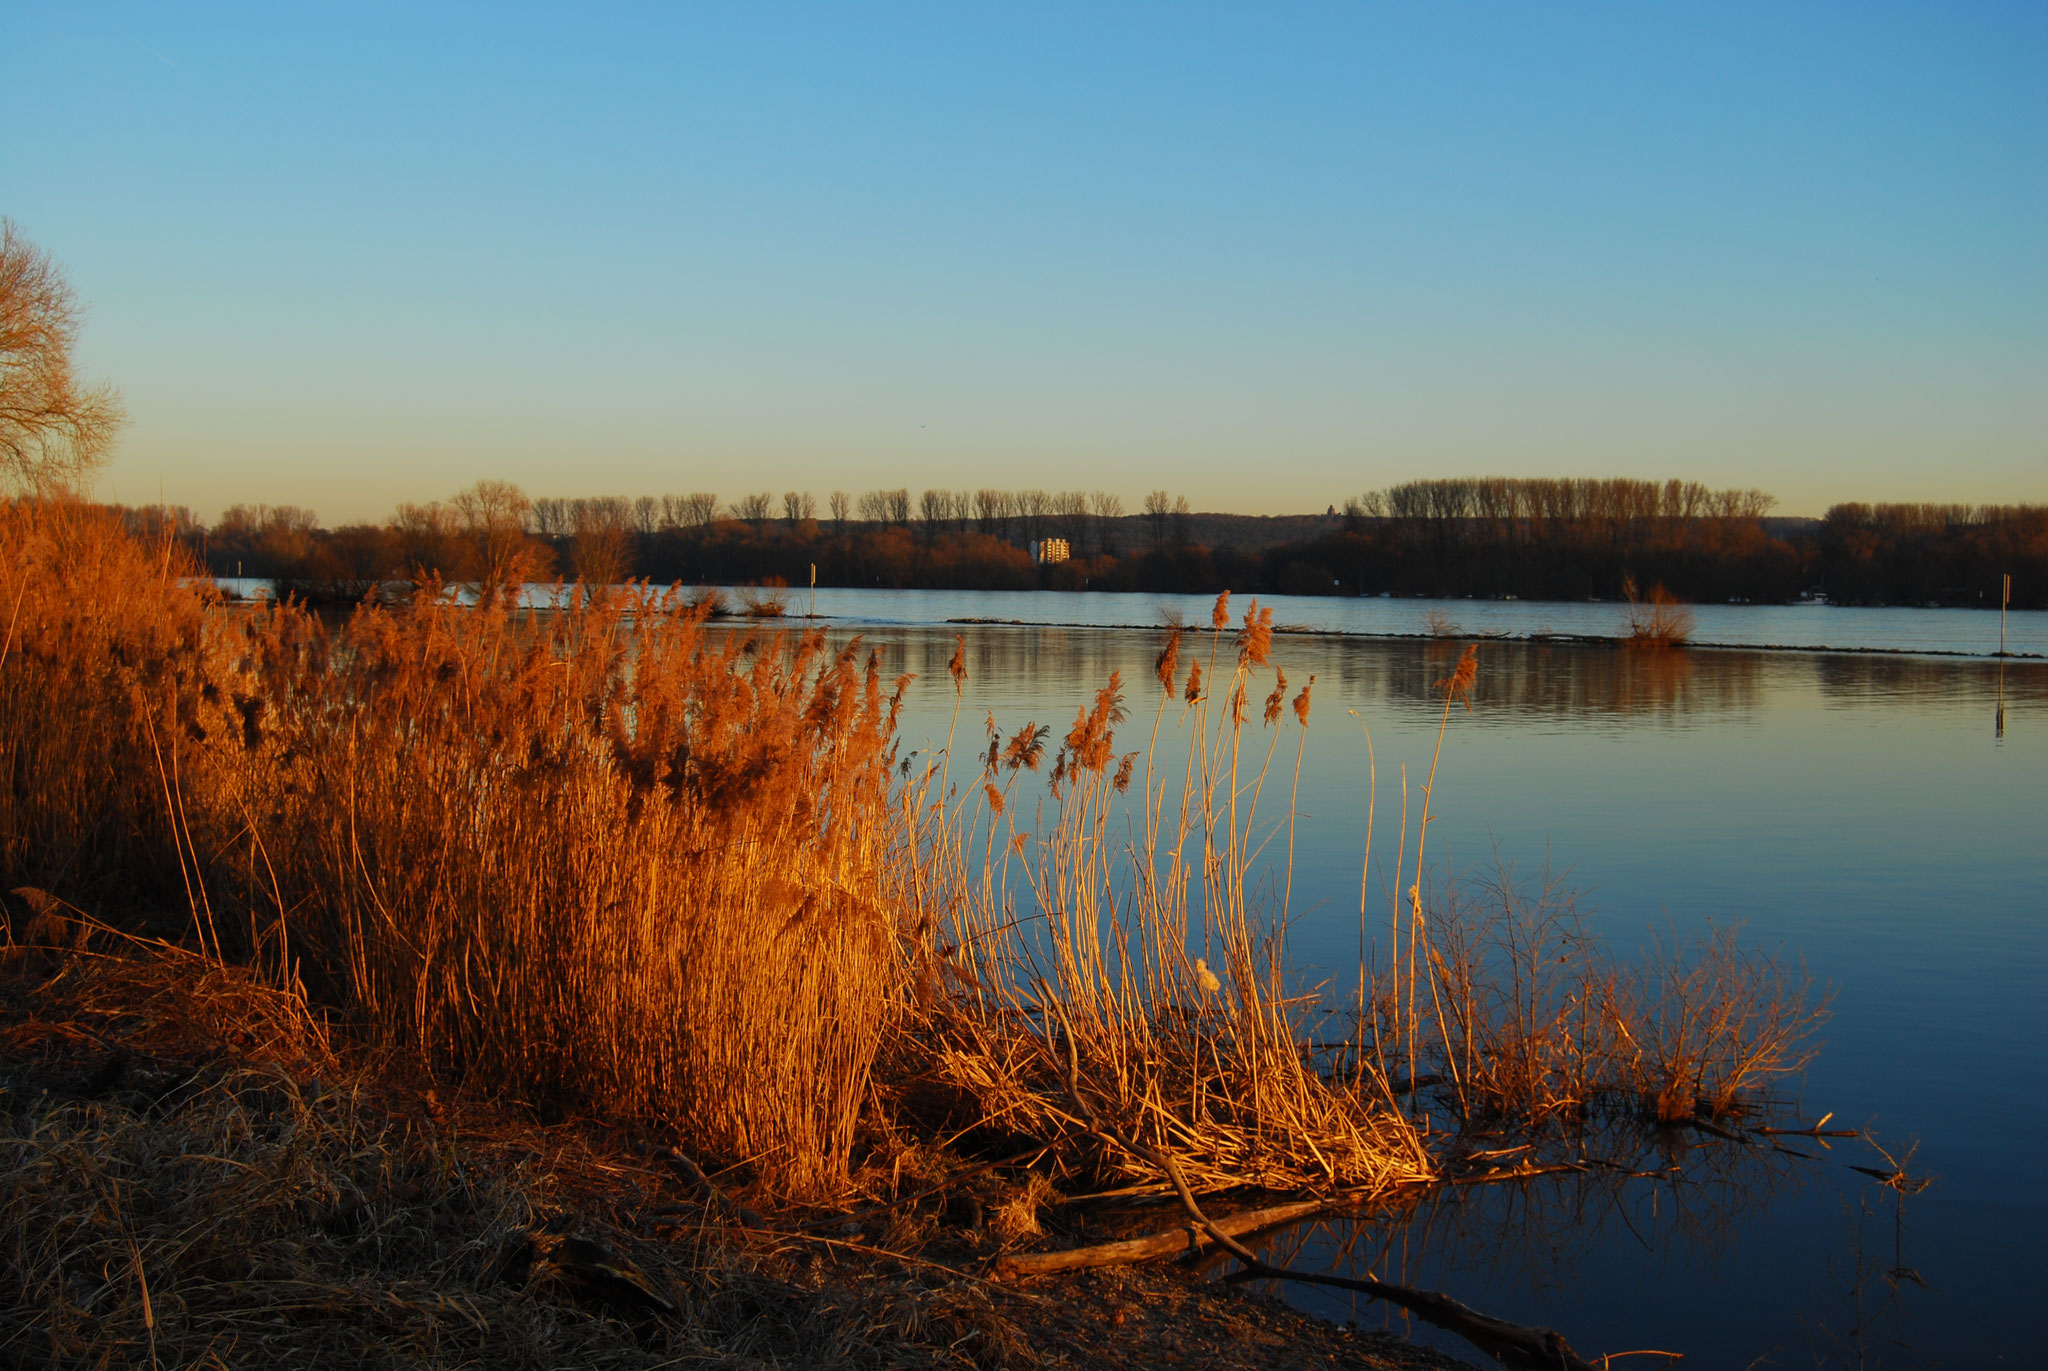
[996,1198,1328,1278]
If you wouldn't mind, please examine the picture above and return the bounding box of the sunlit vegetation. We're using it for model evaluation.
[3,497,1829,1209]
[1621,576,1696,650]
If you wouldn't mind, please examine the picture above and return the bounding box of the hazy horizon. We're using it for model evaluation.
[9,4,2044,524]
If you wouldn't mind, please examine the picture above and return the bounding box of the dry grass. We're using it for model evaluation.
[1,498,1823,1224]
[216,585,911,1199]
[0,944,1056,1371]
[0,498,215,920]
[1,941,1464,1371]
[921,598,1431,1198]
[4,499,913,1199]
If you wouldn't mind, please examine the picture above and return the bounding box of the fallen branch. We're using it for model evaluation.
[1222,1264,1604,1371]
[995,1198,1328,1278]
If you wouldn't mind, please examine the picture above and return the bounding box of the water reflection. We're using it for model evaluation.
[738,623,2048,736]
[1228,1133,1938,1370]
[1807,1175,1932,1369]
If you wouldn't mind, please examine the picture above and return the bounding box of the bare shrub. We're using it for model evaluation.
[1623,576,1695,650]
[738,578,789,617]
[1604,924,1824,1122]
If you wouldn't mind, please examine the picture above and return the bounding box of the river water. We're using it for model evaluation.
[810,591,2041,1370]
[230,579,2043,1364]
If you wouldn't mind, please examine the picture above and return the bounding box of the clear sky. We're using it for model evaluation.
[7,2,2043,524]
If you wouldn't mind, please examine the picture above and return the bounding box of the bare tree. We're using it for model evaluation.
[0,219,125,492]
[1090,491,1124,555]
[682,492,719,528]
[1054,490,1089,550]
[452,479,550,603]
[1016,488,1051,543]
[857,488,910,524]
[389,500,461,576]
[531,497,569,538]
[974,489,1018,538]
[919,488,951,533]
[1143,489,1174,548]
[571,497,635,593]
[633,495,661,535]
[829,490,851,529]
[783,490,816,523]
[733,491,775,522]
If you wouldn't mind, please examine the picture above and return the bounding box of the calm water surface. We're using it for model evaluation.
[796,585,2046,658]
[235,578,2044,1362]
[842,606,2042,1369]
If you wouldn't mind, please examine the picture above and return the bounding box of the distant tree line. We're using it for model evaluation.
[118,475,2044,610]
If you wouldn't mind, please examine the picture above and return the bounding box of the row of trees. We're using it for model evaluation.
[1310,477,1797,602]
[1814,502,2048,607]
[523,487,1197,558]
[168,476,2041,609]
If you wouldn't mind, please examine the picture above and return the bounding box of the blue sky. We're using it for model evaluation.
[7,2,2043,522]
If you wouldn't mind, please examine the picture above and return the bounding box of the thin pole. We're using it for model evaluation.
[2001,573,2010,656]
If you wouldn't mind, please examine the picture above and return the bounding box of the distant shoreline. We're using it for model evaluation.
[930,614,2047,661]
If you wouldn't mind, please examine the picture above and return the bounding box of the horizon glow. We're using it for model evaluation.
[6,3,2044,524]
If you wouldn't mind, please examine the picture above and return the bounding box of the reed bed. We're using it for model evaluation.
[1,497,1822,1213]
[215,583,912,1198]
[919,600,1431,1197]
[0,498,215,916]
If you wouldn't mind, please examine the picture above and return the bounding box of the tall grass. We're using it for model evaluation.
[923,598,1431,1195]
[233,587,911,1196]
[4,500,914,1196]
[0,499,214,923]
[2,498,1822,1203]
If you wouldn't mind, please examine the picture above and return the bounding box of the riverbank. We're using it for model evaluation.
[0,931,1473,1371]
